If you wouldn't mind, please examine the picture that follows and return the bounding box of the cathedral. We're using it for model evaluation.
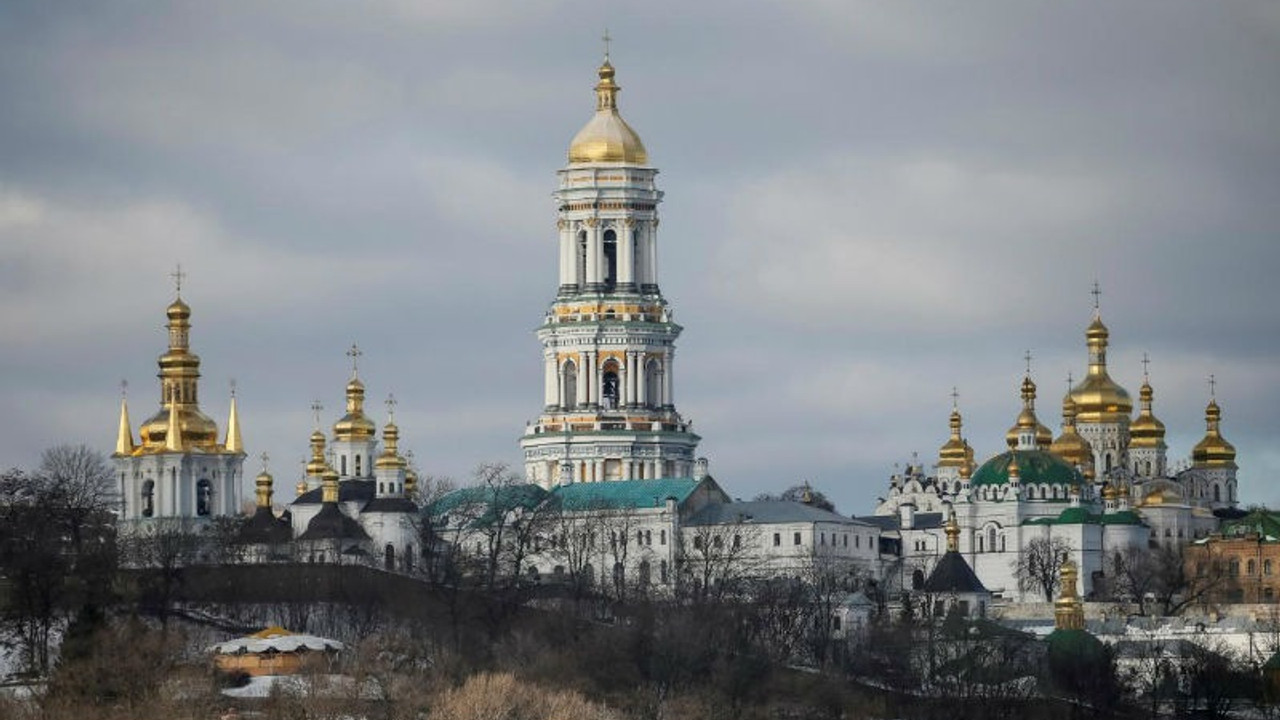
[518,52,703,488]
[113,288,246,527]
[871,303,1240,600]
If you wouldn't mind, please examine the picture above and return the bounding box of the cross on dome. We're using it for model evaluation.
[1091,280,1102,312]
[602,28,612,60]
[1142,353,1151,381]
[120,379,128,398]
[385,393,397,421]
[950,386,959,408]
[230,378,237,398]
[347,343,362,377]
[1209,373,1217,398]
[170,263,187,297]
[311,400,323,428]
[1024,350,1033,376]
[259,452,269,472]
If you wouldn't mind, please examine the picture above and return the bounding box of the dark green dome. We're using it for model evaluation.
[1046,628,1106,660]
[970,450,1085,488]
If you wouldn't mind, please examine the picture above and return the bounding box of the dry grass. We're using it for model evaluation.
[429,671,619,720]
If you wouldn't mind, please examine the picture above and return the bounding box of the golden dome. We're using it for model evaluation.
[1192,398,1237,469]
[1129,380,1167,449]
[1051,393,1094,470]
[405,467,419,496]
[567,59,649,165]
[333,375,377,441]
[1070,314,1132,424]
[1137,479,1184,507]
[305,430,328,477]
[938,407,975,469]
[167,297,191,320]
[254,469,274,508]
[1102,483,1118,501]
[138,405,220,450]
[1006,375,1053,449]
[375,421,407,470]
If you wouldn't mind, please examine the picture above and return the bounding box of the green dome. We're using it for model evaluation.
[970,450,1086,488]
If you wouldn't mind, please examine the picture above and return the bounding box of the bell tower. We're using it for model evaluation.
[520,49,701,488]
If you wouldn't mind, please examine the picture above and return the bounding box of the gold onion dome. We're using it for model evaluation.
[938,407,974,468]
[1192,398,1237,468]
[166,297,191,320]
[1070,314,1133,423]
[1051,393,1094,471]
[1129,380,1167,449]
[567,58,649,165]
[1006,375,1053,449]
[375,421,407,470]
[305,430,328,477]
[333,376,376,441]
[138,295,221,451]
[255,468,274,507]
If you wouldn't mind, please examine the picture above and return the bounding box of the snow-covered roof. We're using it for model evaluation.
[209,627,343,655]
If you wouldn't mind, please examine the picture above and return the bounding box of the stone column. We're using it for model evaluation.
[662,348,674,408]
[544,354,558,409]
[558,220,575,293]
[619,219,636,291]
[575,353,588,410]
[584,219,601,291]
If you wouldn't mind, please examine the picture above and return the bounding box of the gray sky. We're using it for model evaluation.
[1,1,1277,513]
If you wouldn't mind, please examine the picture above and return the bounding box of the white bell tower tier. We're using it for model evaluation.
[521,53,701,489]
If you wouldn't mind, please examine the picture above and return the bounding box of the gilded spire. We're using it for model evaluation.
[254,452,273,508]
[1007,363,1052,450]
[1130,356,1167,450]
[568,40,649,165]
[225,380,243,454]
[115,381,135,456]
[938,389,975,469]
[376,394,408,470]
[1070,283,1133,424]
[165,393,182,451]
[1054,559,1085,630]
[1052,374,1094,470]
[1192,379,1236,469]
[945,514,960,553]
[138,277,220,452]
[333,345,377,441]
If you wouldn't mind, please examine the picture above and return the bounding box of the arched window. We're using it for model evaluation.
[638,560,651,586]
[988,527,997,552]
[1105,453,1113,472]
[562,360,578,409]
[1214,484,1221,503]
[576,231,587,287]
[385,543,396,570]
[977,536,984,552]
[196,479,212,516]
[355,455,362,476]
[405,544,414,571]
[645,359,662,408]
[602,229,617,291]
[341,455,348,476]
[912,569,925,590]
[141,480,155,518]
[1248,559,1256,575]
[602,366,620,410]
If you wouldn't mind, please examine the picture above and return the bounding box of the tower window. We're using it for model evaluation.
[341,455,347,476]
[196,479,212,516]
[602,370,620,409]
[355,455,362,476]
[645,359,662,408]
[602,229,617,291]
[577,231,587,288]
[141,480,155,518]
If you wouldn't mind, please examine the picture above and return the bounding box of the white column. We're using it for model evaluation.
[619,221,636,289]
[645,222,658,288]
[544,354,558,407]
[662,349,674,407]
[594,460,605,483]
[575,353,587,410]
[585,221,601,289]
[637,356,648,407]
[558,222,574,289]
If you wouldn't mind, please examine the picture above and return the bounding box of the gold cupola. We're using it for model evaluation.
[567,54,649,165]
[1051,386,1094,471]
[1070,311,1133,424]
[254,464,274,509]
[1129,378,1167,450]
[333,375,377,442]
[938,402,975,470]
[375,414,407,471]
[1192,397,1237,469]
[137,292,222,452]
[305,429,328,479]
[1054,559,1085,630]
[1006,374,1053,450]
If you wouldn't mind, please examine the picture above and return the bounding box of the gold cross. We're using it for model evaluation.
[385,393,397,421]
[170,263,186,296]
[1141,353,1150,381]
[347,343,362,376]
[1024,350,1033,376]
[950,386,959,408]
[602,28,612,60]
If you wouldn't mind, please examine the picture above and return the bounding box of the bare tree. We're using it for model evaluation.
[677,520,762,603]
[1012,536,1072,602]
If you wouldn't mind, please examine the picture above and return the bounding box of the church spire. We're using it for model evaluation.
[115,381,135,456]
[225,380,243,454]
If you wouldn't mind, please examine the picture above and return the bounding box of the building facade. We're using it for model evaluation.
[114,290,245,527]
